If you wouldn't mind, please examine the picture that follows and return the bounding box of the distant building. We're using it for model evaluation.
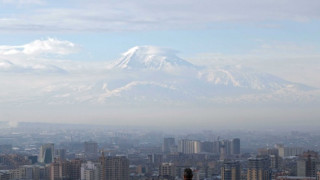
[213,141,221,154]
[55,149,66,160]
[231,138,240,155]
[201,141,214,153]
[49,159,81,180]
[178,139,201,154]
[148,154,163,165]
[0,170,10,180]
[159,163,176,180]
[221,140,232,156]
[276,145,304,158]
[162,137,175,153]
[50,159,71,180]
[100,153,129,180]
[221,161,241,180]
[38,143,54,164]
[84,141,98,154]
[69,159,82,180]
[247,157,271,180]
[297,151,319,177]
[81,161,101,180]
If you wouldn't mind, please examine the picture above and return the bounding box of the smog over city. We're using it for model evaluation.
[0,1,320,180]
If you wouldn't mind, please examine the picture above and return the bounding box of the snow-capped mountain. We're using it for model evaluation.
[1,46,317,106]
[61,46,314,104]
[108,46,197,71]
[107,46,310,91]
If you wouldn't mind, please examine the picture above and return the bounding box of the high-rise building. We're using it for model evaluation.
[162,138,175,153]
[257,148,280,169]
[297,151,319,177]
[231,138,240,155]
[38,143,54,164]
[81,161,101,180]
[13,165,48,180]
[247,157,271,180]
[55,149,66,160]
[0,170,10,180]
[100,155,129,180]
[201,141,214,153]
[221,140,232,156]
[49,159,69,180]
[213,141,221,154]
[84,141,98,154]
[221,161,241,180]
[69,159,82,180]
[276,145,304,158]
[159,163,176,180]
[178,139,201,154]
[147,154,163,165]
[49,159,81,180]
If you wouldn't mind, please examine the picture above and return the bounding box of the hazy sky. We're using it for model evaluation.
[0,0,319,128]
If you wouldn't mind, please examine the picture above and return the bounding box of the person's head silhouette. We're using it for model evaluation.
[184,168,193,180]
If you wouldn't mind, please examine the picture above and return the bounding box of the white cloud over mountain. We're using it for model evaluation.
[0,38,78,56]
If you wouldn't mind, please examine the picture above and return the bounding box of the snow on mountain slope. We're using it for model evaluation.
[107,46,311,91]
[108,46,197,71]
[2,46,317,106]
[197,65,310,91]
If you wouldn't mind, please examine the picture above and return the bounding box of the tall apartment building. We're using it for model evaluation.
[231,138,240,155]
[247,157,271,180]
[0,170,10,180]
[100,155,129,180]
[49,159,81,180]
[221,161,241,180]
[178,139,201,154]
[159,163,176,180]
[84,141,98,154]
[201,141,214,153]
[38,143,54,164]
[212,138,241,157]
[297,151,319,177]
[50,159,69,180]
[162,137,175,153]
[81,161,101,180]
[275,144,304,158]
[69,159,82,180]
[55,149,66,160]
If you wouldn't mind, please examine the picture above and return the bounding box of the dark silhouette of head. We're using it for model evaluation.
[184,168,193,180]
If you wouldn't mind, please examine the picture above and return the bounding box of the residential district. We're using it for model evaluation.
[0,122,320,180]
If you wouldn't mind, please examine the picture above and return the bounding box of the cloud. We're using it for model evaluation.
[0,38,78,56]
[0,0,320,32]
[0,0,44,5]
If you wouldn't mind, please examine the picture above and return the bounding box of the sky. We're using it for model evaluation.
[0,0,319,128]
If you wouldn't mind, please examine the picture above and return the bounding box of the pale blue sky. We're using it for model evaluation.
[1,0,320,60]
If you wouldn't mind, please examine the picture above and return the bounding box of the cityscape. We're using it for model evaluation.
[1,0,320,180]
[0,123,320,179]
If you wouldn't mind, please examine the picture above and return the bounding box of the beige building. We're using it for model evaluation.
[247,157,271,180]
[221,161,240,180]
[159,163,176,178]
[100,154,129,180]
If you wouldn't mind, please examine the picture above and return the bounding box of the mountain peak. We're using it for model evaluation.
[109,46,196,70]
